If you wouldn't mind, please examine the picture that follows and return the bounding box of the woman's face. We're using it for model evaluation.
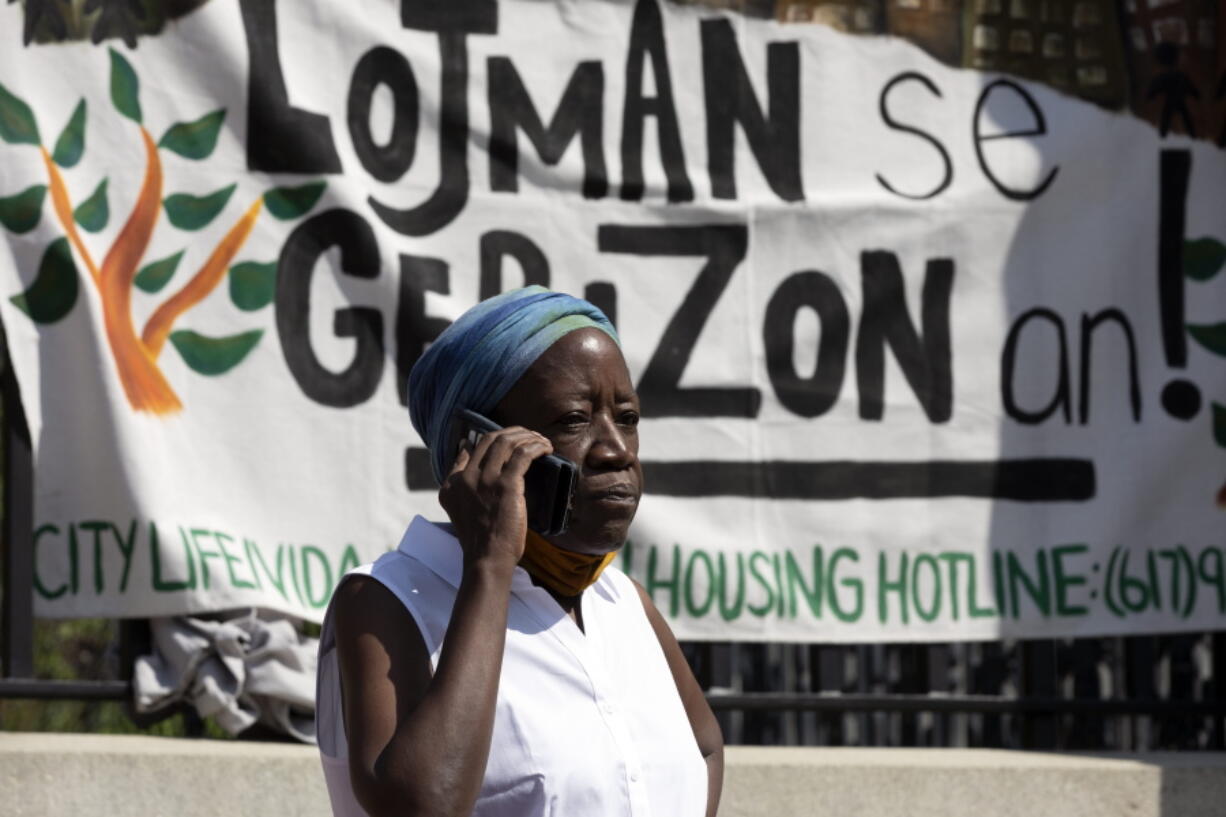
[493,327,642,555]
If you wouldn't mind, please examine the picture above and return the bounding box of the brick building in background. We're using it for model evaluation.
[1120,0,1222,138]
[707,0,1226,142]
[963,0,1129,108]
[887,0,964,65]
[775,0,884,33]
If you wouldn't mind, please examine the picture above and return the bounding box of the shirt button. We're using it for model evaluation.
[629,770,640,782]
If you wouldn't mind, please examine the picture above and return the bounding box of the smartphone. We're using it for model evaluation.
[452,408,577,537]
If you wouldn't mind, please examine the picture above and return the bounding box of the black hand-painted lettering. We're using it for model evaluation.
[277,210,384,408]
[641,459,1095,501]
[763,271,848,417]
[875,71,951,200]
[972,79,1059,201]
[479,230,550,299]
[1001,307,1071,424]
[620,0,693,202]
[598,224,760,417]
[369,33,471,236]
[856,252,954,422]
[1156,149,1200,420]
[396,255,451,406]
[1078,309,1141,424]
[701,18,802,202]
[488,58,607,198]
[238,0,341,173]
[584,282,618,329]
[401,0,497,34]
[348,47,419,182]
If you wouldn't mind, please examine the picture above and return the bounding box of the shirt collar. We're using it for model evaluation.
[395,515,579,598]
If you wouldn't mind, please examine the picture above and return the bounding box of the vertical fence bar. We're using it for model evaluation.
[1021,640,1059,748]
[1213,633,1226,751]
[1,329,35,680]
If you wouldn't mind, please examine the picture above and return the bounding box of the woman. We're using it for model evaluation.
[316,286,724,817]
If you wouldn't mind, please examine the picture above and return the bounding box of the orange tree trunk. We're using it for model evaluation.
[98,129,181,414]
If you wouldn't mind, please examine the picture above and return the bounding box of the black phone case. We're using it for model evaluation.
[452,409,577,537]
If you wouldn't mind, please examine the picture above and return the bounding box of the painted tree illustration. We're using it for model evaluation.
[0,48,324,415]
[1183,236,1226,507]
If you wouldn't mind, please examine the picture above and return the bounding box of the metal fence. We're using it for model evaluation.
[3,347,1224,748]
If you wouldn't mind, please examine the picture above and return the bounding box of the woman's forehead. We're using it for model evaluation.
[507,330,635,401]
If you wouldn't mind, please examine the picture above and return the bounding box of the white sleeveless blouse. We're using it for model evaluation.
[316,516,709,817]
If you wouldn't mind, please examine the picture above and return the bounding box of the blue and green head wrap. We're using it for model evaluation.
[408,286,620,484]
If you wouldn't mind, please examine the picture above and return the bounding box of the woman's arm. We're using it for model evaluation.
[634,580,724,817]
[334,428,553,817]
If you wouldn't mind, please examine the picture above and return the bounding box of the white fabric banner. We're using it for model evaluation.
[2,0,1224,641]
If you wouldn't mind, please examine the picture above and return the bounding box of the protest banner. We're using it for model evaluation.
[2,0,1224,641]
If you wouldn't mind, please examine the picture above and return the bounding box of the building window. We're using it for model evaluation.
[1130,26,1147,51]
[973,24,1001,50]
[1197,20,1214,49]
[782,2,812,22]
[1075,36,1102,59]
[853,7,875,29]
[1009,29,1034,52]
[1047,67,1070,86]
[976,0,1003,14]
[895,0,922,9]
[1072,2,1102,27]
[1039,1,1062,23]
[931,0,956,10]
[1076,65,1108,86]
[1153,18,1189,45]
[1010,0,1029,17]
[1043,33,1065,58]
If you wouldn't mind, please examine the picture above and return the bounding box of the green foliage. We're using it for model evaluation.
[10,237,78,323]
[170,328,263,375]
[74,178,109,233]
[163,183,236,230]
[159,109,226,160]
[264,181,325,220]
[52,100,87,168]
[0,619,232,739]
[228,260,276,311]
[1187,322,1226,357]
[134,250,185,294]
[0,82,41,145]
[1215,403,1226,449]
[0,185,47,234]
[108,48,142,124]
[1184,238,1226,282]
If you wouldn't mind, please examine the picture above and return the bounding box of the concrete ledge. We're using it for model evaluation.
[2,733,1225,817]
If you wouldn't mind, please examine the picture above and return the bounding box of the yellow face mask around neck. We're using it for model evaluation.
[520,530,617,597]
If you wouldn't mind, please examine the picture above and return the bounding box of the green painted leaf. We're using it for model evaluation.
[10,237,78,323]
[159,109,226,160]
[52,99,86,168]
[0,185,47,233]
[0,82,40,145]
[228,260,276,311]
[74,178,109,233]
[109,48,142,124]
[1215,403,1226,449]
[134,250,185,294]
[163,183,236,230]
[1188,322,1226,357]
[263,181,325,220]
[1185,238,1226,282]
[169,328,263,376]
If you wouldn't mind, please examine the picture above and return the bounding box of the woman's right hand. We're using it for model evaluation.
[438,427,554,572]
